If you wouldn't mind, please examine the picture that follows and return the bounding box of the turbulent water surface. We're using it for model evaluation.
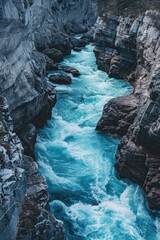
[35,45,160,240]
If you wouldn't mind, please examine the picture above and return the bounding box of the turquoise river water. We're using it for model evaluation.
[35,45,160,240]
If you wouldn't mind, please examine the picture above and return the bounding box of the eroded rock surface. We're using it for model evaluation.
[95,10,160,209]
[0,0,96,132]
[96,95,138,136]
[0,0,97,239]
[0,97,65,240]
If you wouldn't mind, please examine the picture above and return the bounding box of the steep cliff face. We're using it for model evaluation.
[0,97,65,240]
[0,97,25,240]
[95,10,160,209]
[0,0,50,132]
[0,0,96,239]
[31,0,96,51]
[116,11,160,210]
[0,0,96,132]
[97,0,160,17]
[94,13,140,80]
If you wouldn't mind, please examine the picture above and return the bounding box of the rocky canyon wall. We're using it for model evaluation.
[95,6,160,209]
[97,0,160,17]
[0,0,96,239]
[0,0,96,132]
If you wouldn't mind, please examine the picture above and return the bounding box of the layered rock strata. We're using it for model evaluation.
[0,0,96,132]
[95,11,160,209]
[0,0,96,239]
[0,98,65,240]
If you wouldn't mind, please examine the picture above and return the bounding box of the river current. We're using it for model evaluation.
[35,45,160,240]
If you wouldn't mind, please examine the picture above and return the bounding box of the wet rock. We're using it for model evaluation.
[60,66,80,77]
[73,47,81,52]
[115,137,148,186]
[96,95,138,136]
[0,98,25,240]
[43,48,64,63]
[49,74,72,85]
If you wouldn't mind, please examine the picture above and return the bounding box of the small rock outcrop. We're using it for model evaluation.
[49,75,72,85]
[95,10,160,210]
[60,66,80,77]
[96,95,138,136]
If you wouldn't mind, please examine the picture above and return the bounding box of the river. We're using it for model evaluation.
[35,44,160,240]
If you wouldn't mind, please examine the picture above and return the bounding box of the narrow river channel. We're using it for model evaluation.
[35,45,160,240]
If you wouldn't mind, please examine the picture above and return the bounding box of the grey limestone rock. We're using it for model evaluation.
[95,10,160,209]
[0,97,65,239]
[96,95,138,136]
[0,0,97,238]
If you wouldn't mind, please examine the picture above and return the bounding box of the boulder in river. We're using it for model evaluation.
[49,74,72,85]
[73,47,81,52]
[60,66,80,77]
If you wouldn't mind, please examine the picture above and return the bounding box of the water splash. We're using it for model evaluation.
[35,45,160,240]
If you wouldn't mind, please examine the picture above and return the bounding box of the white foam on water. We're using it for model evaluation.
[35,44,160,240]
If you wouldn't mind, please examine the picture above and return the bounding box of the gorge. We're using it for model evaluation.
[35,44,160,240]
[0,0,160,239]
